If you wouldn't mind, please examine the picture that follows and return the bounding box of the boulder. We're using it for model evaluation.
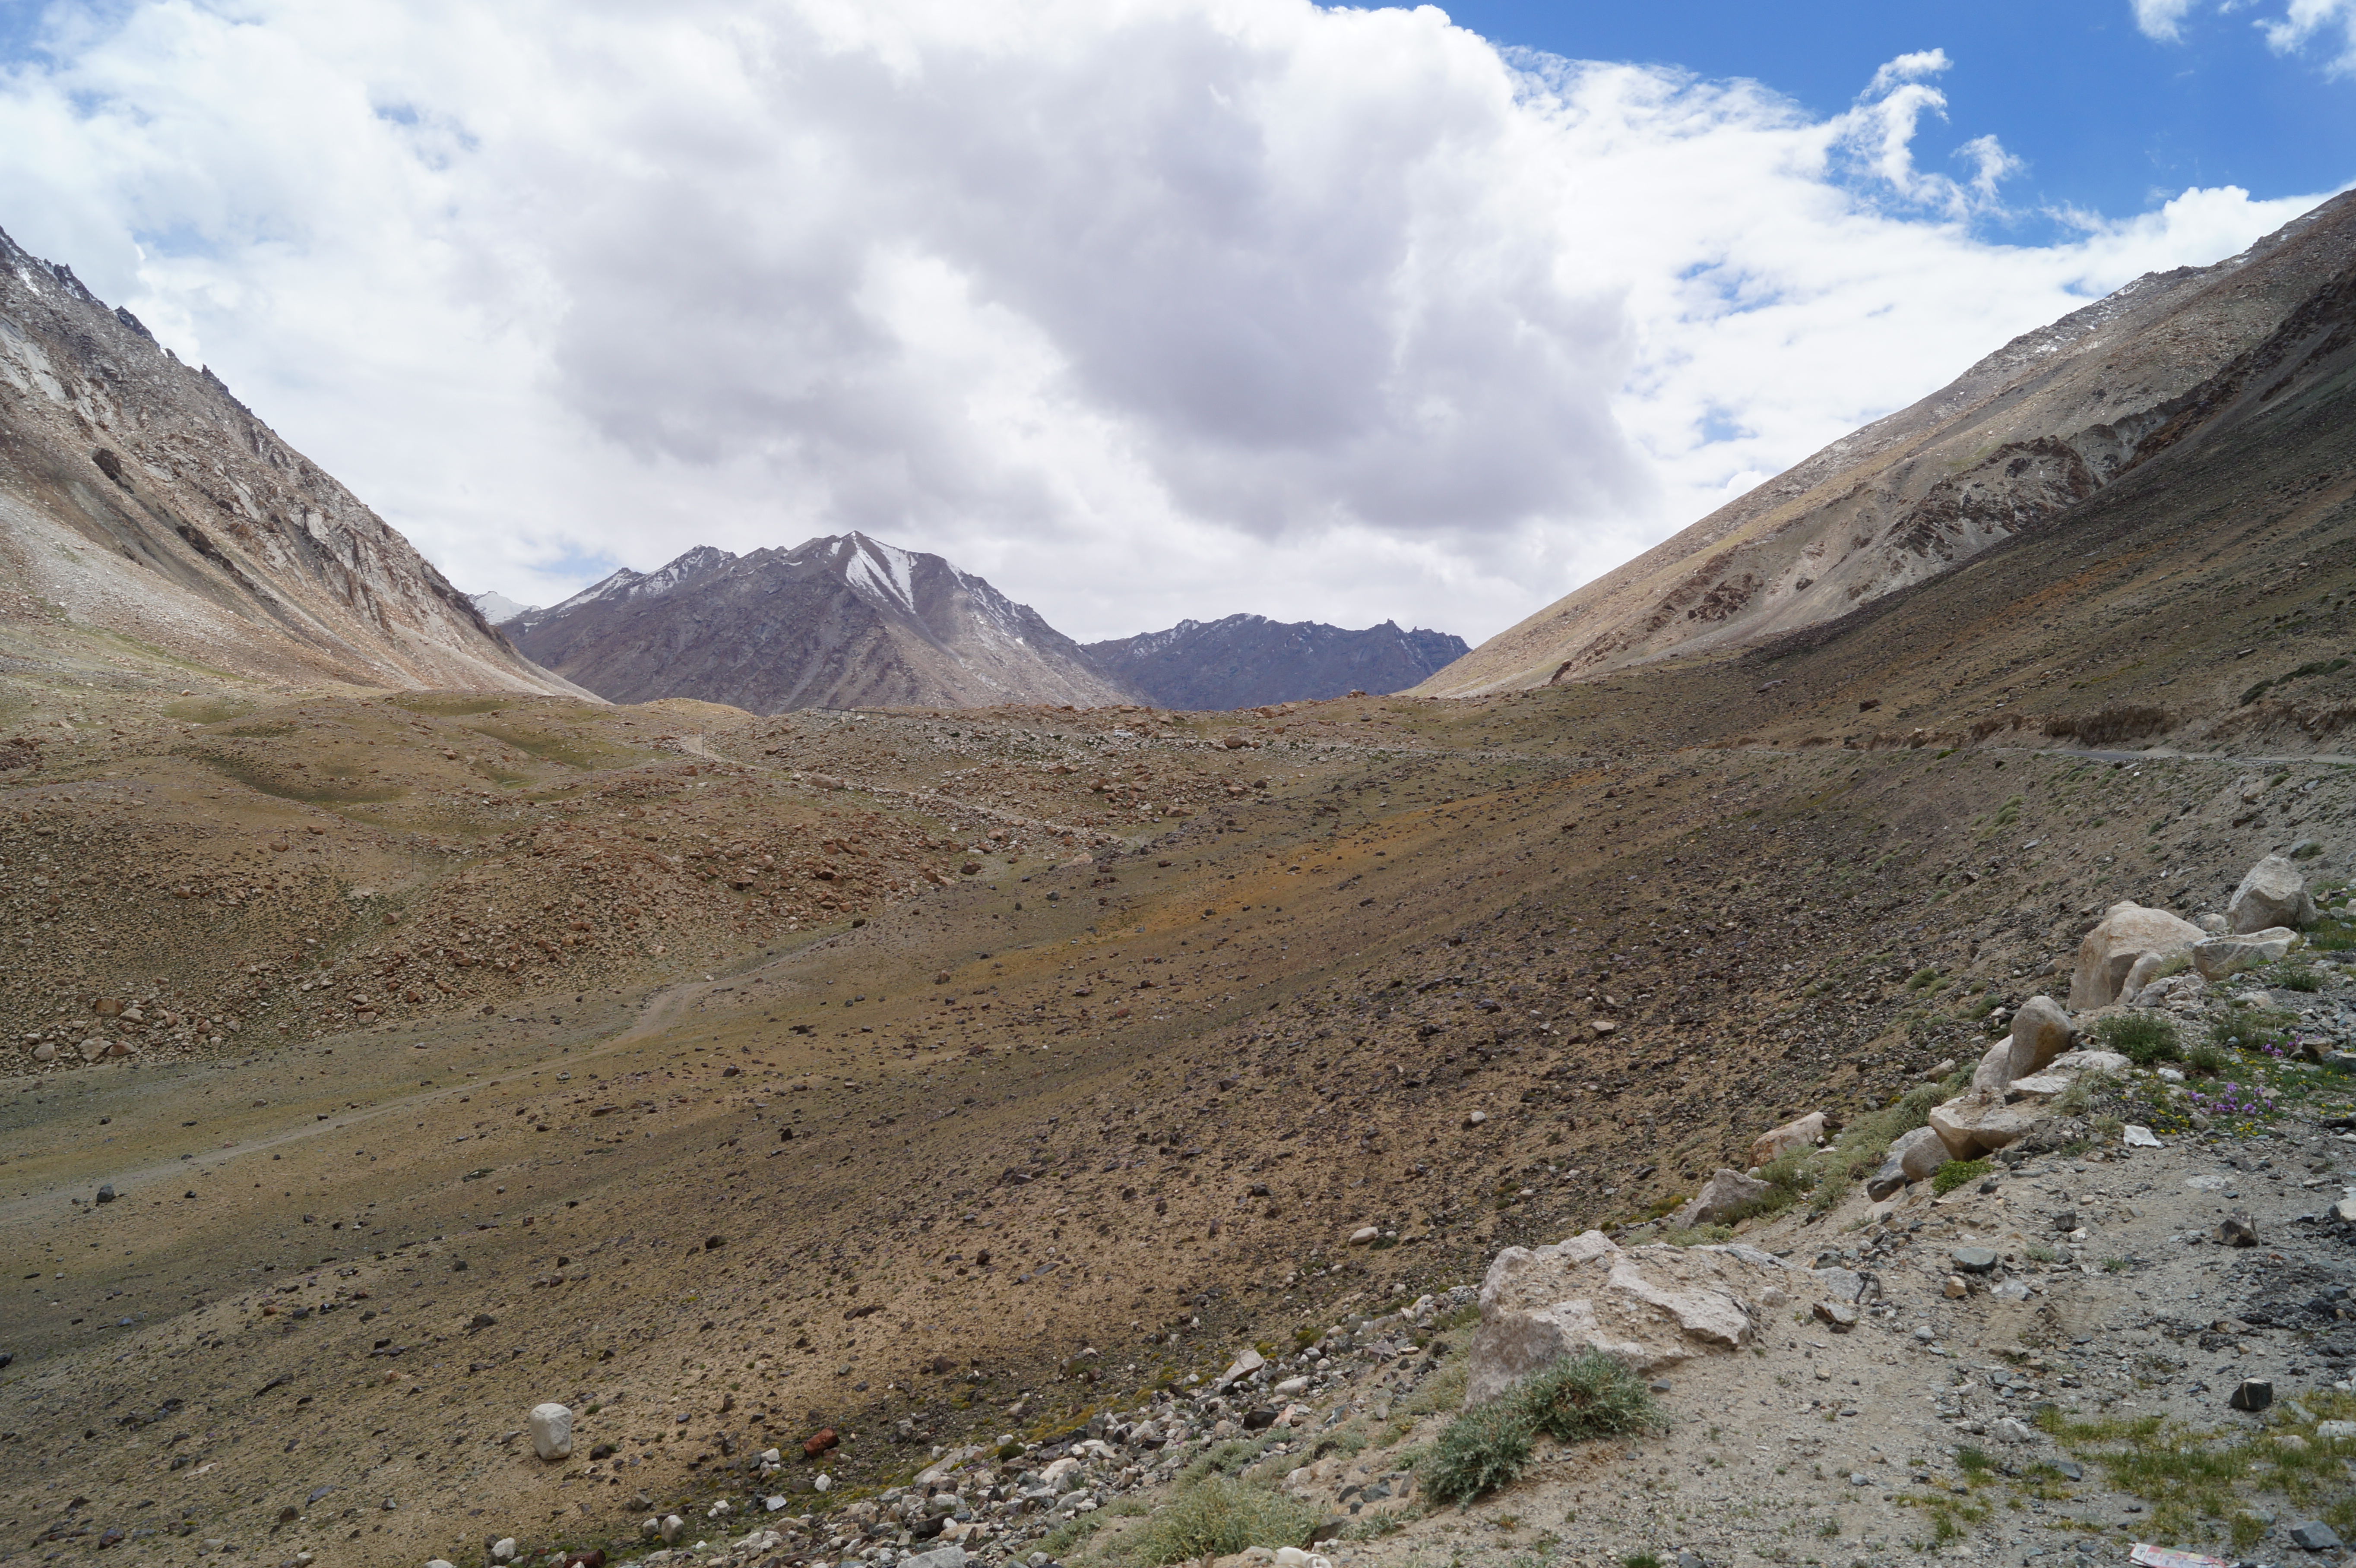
[2229,854,2315,934]
[2004,1049,2131,1098]
[1972,996,2075,1091]
[526,1402,573,1461]
[2195,912,2228,934]
[1214,1347,1266,1390]
[1670,1168,1771,1229]
[1865,1126,1949,1200]
[2069,904,2205,1008]
[2129,972,2208,1009]
[1749,1112,1827,1167]
[1928,1092,2046,1159]
[2193,928,2299,981]
[1465,1229,1796,1401]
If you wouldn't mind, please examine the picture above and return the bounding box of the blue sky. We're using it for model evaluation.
[1441,0,2354,234]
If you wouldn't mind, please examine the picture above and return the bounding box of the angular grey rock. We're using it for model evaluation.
[1950,1247,1999,1274]
[2229,854,2317,934]
[2289,1521,2345,1551]
[526,1402,573,1461]
[1812,1301,1858,1331]
[1670,1168,1772,1229]
[2070,906,2204,1008]
[902,1546,970,1568]
[1215,1347,1266,1390]
[2229,1378,2273,1412]
[2216,1212,2258,1247]
[1868,1125,1951,1198]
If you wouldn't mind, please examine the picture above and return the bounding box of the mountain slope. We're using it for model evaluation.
[1084,614,1467,709]
[1422,187,2356,696]
[0,225,575,695]
[506,532,1139,712]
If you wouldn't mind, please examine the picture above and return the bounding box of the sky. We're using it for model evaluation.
[0,1,2348,645]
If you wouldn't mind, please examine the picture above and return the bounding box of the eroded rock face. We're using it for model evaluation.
[1466,1230,1800,1401]
[2229,855,2315,935]
[2069,904,2204,1009]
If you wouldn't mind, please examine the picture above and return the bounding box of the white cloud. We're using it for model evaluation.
[2132,0,2201,41]
[2261,0,2356,73]
[0,0,2331,645]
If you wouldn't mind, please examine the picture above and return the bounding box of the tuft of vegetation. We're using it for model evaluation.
[1624,1554,1664,1568]
[1123,1476,1323,1565]
[2096,1013,2180,1065]
[2185,1041,2228,1076]
[1931,1158,1989,1196]
[2277,964,2323,993]
[1422,1352,1665,1504]
[2210,1008,2296,1054]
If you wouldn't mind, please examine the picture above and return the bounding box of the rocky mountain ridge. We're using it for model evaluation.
[505,533,1136,713]
[0,224,576,695]
[1424,186,2356,695]
[1083,615,1467,710]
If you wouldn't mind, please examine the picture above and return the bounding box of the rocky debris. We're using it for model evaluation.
[2193,927,2302,980]
[1972,995,2076,1091]
[1749,1112,1828,1166]
[1466,1230,1800,1397]
[526,1402,573,1461]
[1671,1167,1772,1228]
[1933,1048,2125,1157]
[2071,904,2205,1008]
[2229,853,2318,934]
[1865,1125,1951,1200]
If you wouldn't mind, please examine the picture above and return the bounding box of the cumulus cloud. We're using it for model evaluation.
[0,0,2331,644]
[2131,0,2201,41]
[2260,0,2356,73]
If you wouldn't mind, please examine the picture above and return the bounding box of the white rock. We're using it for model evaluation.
[709,1499,732,1518]
[2316,1420,2356,1440]
[661,1514,686,1544]
[526,1402,573,1461]
[2229,854,2316,934]
[491,1539,518,1562]
[2196,912,2228,933]
[1992,1417,2033,1441]
[814,1473,832,1492]
[2123,1125,2163,1148]
[1273,1375,1309,1396]
[1749,1112,1828,1167]
[426,1560,458,1568]
[1346,1226,1379,1246]
[2070,905,2204,1009]
[1216,1347,1267,1388]
[1466,1229,1793,1399]
[2193,928,2299,981]
[1670,1168,1772,1228]
[901,1546,969,1568]
[766,1495,788,1511]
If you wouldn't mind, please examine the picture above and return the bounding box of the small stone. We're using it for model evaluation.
[2216,1212,2258,1246]
[1993,1418,2032,1442]
[2229,1378,2273,1413]
[1849,1471,1872,1486]
[1812,1301,1858,1332]
[659,1514,685,1544]
[2317,1420,2356,1440]
[491,1540,518,1562]
[804,1427,838,1456]
[426,1560,458,1568]
[1464,1111,1488,1127]
[2055,1460,2083,1481]
[1347,1226,1379,1246]
[2122,1124,2163,1148]
[1216,1347,1267,1388]
[2290,1521,2344,1551]
[1950,1247,1999,1274]
[1989,1280,2031,1302]
[1944,1275,1968,1299]
[814,1473,832,1492]
[1678,1552,1706,1568]
[526,1402,573,1461]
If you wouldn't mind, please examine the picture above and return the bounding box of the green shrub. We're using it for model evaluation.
[1125,1476,1322,1564]
[2095,1013,2180,1065]
[1956,1444,1992,1474]
[2210,1008,2296,1053]
[1421,1352,1664,1505]
[1423,1398,1536,1505]
[1931,1158,1989,1196]
[2186,1041,2227,1075]
[1518,1350,1667,1445]
[1624,1554,1664,1568]
[2277,965,2323,993]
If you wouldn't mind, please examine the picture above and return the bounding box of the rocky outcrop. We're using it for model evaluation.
[1749,1112,1829,1167]
[507,534,1139,714]
[1466,1230,1801,1399]
[1082,615,1468,709]
[1932,1049,2127,1158]
[2069,904,2205,1009]
[2228,854,2316,934]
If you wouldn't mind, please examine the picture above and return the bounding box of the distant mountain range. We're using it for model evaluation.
[500,534,1135,713]
[1084,615,1466,709]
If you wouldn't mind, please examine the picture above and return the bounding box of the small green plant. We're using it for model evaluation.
[2096,1012,2181,1064]
[1422,1352,1664,1503]
[1125,1476,1322,1564]
[1956,1445,1992,1474]
[1931,1158,1989,1196]
[2025,1242,2058,1264]
[1906,966,1943,991]
[1816,1518,1842,1538]
[2102,1256,2131,1274]
[1624,1554,1663,1568]
[1993,797,2023,827]
[2186,1041,2228,1076]
[2211,1008,2296,1053]
[2277,965,2323,993]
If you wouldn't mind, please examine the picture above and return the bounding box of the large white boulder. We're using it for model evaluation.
[2069,904,2205,1009]
[526,1402,573,1461]
[2229,855,2315,934]
[1466,1229,1798,1401]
